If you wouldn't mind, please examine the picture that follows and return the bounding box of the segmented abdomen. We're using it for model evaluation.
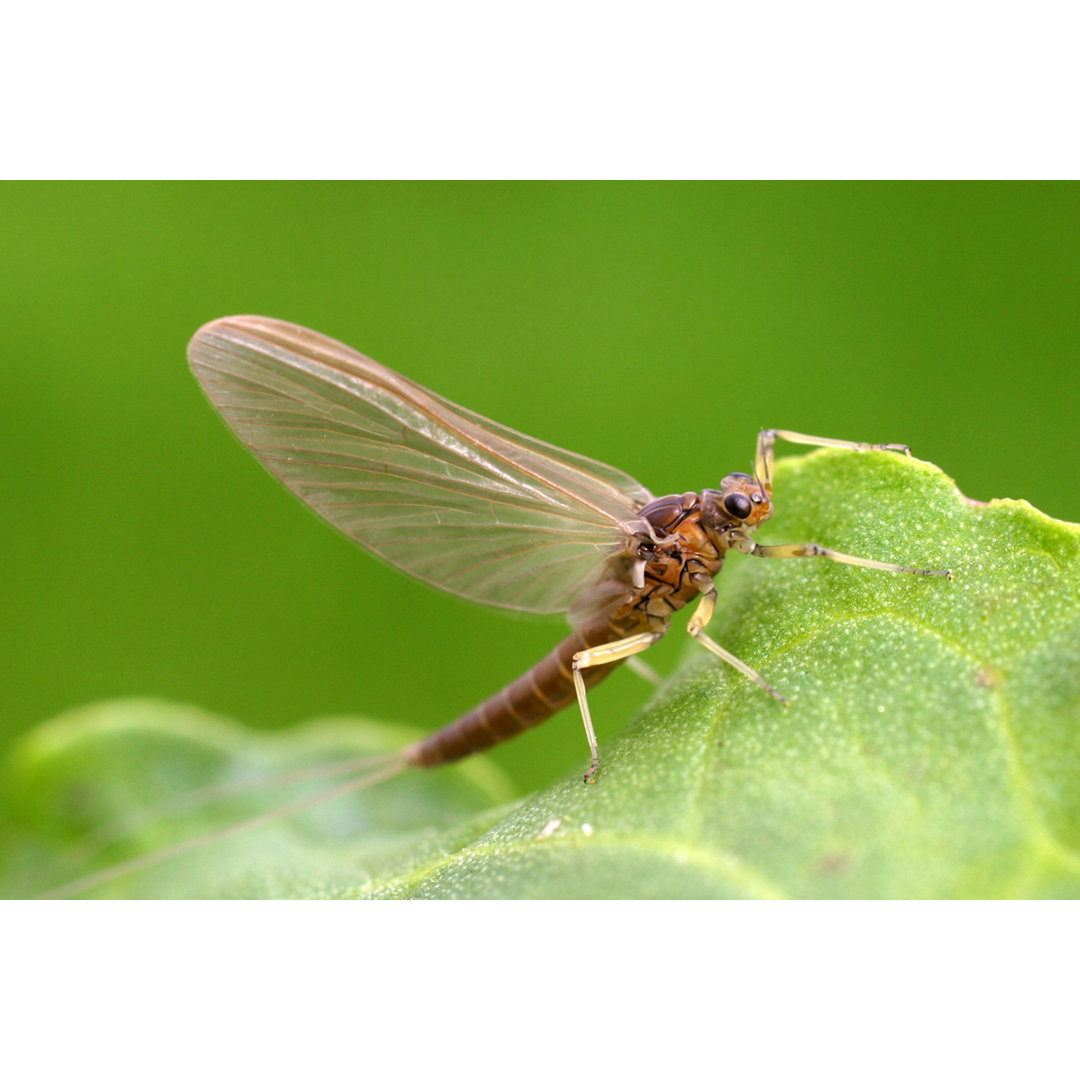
[403,611,647,768]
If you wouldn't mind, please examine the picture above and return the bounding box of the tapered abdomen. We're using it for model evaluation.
[403,613,647,768]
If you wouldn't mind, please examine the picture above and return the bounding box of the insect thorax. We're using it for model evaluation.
[618,492,726,624]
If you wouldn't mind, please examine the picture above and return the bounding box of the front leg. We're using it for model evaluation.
[754,429,912,497]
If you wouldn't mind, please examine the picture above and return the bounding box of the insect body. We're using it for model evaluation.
[189,316,951,784]
[408,482,772,780]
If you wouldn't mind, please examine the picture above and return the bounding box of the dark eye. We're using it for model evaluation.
[724,492,752,519]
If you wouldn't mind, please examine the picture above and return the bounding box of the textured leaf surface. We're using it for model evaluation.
[4,450,1080,898]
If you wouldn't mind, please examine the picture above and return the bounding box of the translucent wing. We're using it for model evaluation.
[188,316,654,614]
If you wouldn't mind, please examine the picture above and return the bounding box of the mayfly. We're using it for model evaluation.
[43,317,952,896]
[187,316,950,783]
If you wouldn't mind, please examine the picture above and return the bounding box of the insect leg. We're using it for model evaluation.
[573,631,664,782]
[737,538,952,578]
[687,589,789,705]
[754,429,911,495]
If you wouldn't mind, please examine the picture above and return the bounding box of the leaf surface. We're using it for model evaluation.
[5,450,1079,898]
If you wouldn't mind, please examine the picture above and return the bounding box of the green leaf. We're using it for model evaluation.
[0,700,518,898]
[4,449,1080,898]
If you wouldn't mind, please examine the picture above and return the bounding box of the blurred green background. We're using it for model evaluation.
[1,182,1077,793]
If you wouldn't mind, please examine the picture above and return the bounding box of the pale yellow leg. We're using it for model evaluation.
[754,428,912,495]
[573,631,663,782]
[687,591,789,705]
[748,430,952,577]
[744,540,952,578]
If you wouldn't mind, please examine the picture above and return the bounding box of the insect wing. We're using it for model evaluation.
[188,316,654,614]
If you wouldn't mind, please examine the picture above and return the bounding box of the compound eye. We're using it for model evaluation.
[724,492,752,519]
